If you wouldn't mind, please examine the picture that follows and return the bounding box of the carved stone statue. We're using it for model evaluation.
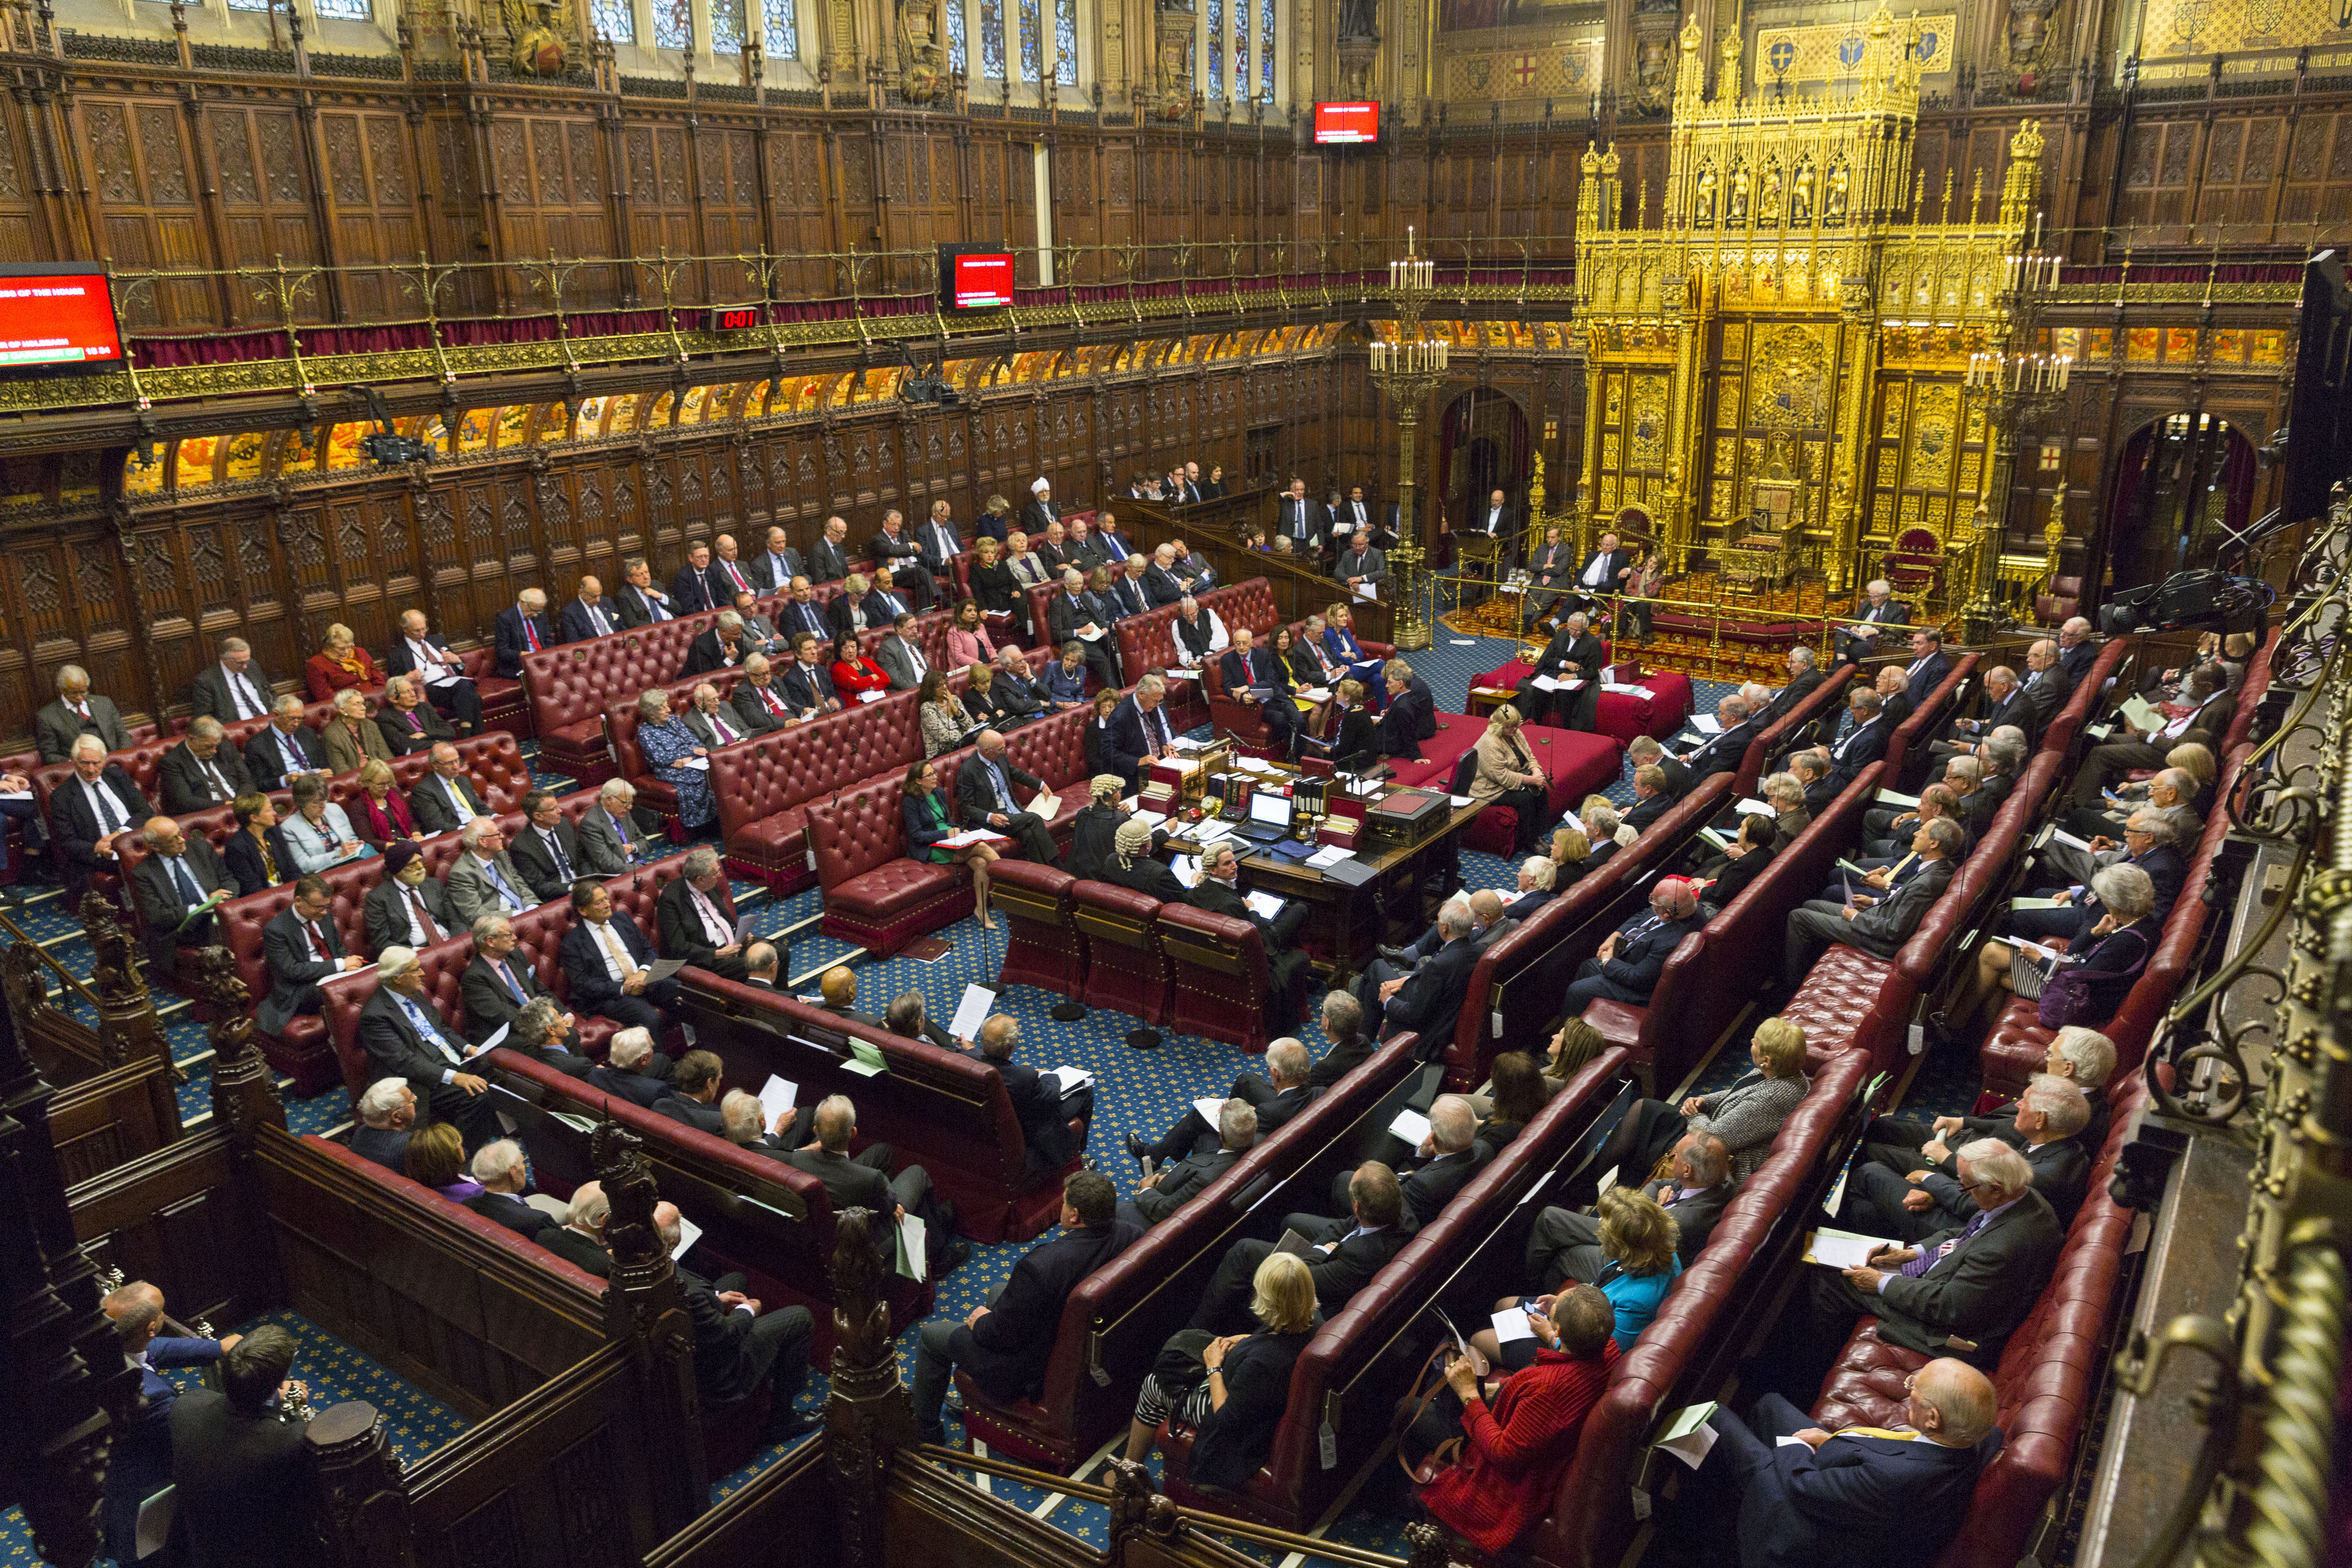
[896,0,947,102]
[1791,159,1815,222]
[1728,164,1750,223]
[1695,166,1717,225]
[1759,163,1782,224]
[1826,162,1850,221]
[1337,0,1378,42]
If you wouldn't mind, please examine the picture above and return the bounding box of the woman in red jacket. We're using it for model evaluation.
[828,629,891,699]
[306,621,385,702]
[1409,1284,1621,1555]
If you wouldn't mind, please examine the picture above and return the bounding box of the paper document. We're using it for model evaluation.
[1876,788,1920,808]
[1077,626,1105,641]
[1596,1164,1620,1197]
[1688,713,1722,734]
[644,958,687,982]
[1449,639,1479,646]
[1450,794,1475,808]
[758,1073,797,1129]
[949,982,999,1042]
[1194,1096,1229,1125]
[670,1214,703,1262]
[1274,1227,1324,1260]
[1697,826,1731,850]
[1131,809,1167,829]
[1244,890,1285,921]
[680,756,712,771]
[1559,808,1584,835]
[476,1022,511,1053]
[1735,798,1776,818]
[1047,1065,1095,1092]
[856,690,886,704]
[1775,1435,1814,1448]
[935,829,1009,849]
[1652,1402,1720,1469]
[1298,687,1333,702]
[1171,854,1203,881]
[895,1213,927,1282]
[845,1038,890,1076]
[1304,845,1354,869]
[0,791,31,802]
[2047,827,2094,852]
[2119,694,2163,732]
[2011,896,2066,911]
[1804,1227,1896,1269]
[1030,790,1061,818]
[1354,583,1379,601]
[1530,674,1564,693]
[1490,1308,1537,1345]
[1835,858,1871,876]
[1559,678,1588,690]
[324,962,378,982]
[134,1487,177,1559]
[1390,1107,1433,1147]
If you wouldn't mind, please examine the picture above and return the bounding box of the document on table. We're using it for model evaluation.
[1652,1402,1720,1469]
[1450,795,1475,808]
[1304,845,1354,869]
[1244,890,1285,921]
[670,1214,703,1262]
[1688,713,1723,734]
[895,1213,928,1281]
[1735,797,1776,818]
[1389,1107,1432,1147]
[1490,1307,1537,1345]
[949,982,999,1043]
[1131,808,1168,830]
[758,1073,797,1128]
[1601,682,1653,699]
[1804,1227,1896,1270]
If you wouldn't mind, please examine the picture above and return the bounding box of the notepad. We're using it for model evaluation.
[1245,891,1285,920]
[1804,1227,1895,1269]
[758,1073,797,1129]
[895,1213,928,1281]
[1698,825,1731,850]
[1735,798,1775,818]
[1688,713,1722,734]
[1194,1096,1229,1125]
[1390,1107,1432,1146]
[1047,1065,1094,1092]
[2119,694,2163,731]
[1652,1402,1720,1469]
[1304,845,1354,869]
[1530,674,1564,693]
[670,1214,703,1262]
[844,1038,889,1076]
[644,958,687,982]
[1490,1307,1537,1345]
[949,982,999,1042]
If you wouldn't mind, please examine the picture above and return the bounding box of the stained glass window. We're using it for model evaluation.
[762,0,798,56]
[1231,0,1246,102]
[1259,0,1274,97]
[980,0,1005,77]
[1017,0,1040,82]
[946,0,966,73]
[312,0,371,19]
[591,0,635,42]
[1205,0,1223,96]
[652,0,690,49]
[1053,0,1075,84]
[709,0,745,53]
[225,0,269,12]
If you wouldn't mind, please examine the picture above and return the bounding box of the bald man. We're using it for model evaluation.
[1701,1358,2001,1568]
[1564,880,1704,1009]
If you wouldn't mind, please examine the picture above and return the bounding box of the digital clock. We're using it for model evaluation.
[715,307,761,331]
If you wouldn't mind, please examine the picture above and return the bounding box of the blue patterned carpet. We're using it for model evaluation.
[2,626,1982,1564]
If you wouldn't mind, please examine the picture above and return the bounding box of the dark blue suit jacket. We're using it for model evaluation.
[104,1336,223,1559]
[1594,911,1703,998]
[493,606,559,678]
[1904,651,1954,708]
[1713,1391,1998,1568]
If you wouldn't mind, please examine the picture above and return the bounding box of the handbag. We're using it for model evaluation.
[2037,928,2149,1029]
[1151,1329,1221,1402]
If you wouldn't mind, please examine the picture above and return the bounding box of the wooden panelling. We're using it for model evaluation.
[71,1131,274,1333]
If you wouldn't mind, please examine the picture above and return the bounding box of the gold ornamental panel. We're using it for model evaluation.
[1754,11,1957,85]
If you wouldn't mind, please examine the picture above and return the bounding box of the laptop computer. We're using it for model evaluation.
[1232,790,1294,844]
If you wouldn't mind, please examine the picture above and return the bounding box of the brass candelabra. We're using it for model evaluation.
[1367,228,1448,652]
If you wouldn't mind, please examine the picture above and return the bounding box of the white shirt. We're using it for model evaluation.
[406,637,459,685]
[584,918,633,981]
[579,600,612,636]
[891,637,928,682]
[80,775,128,833]
[705,707,741,744]
[220,663,267,719]
[1581,551,1611,586]
[1487,507,1505,532]
[688,884,732,946]
[439,774,472,817]
[399,886,436,947]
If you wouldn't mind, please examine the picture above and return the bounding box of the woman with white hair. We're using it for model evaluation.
[306,620,384,702]
[320,686,392,772]
[1951,862,2160,1037]
[631,689,717,829]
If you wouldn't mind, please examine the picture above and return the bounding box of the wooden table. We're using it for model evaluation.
[1165,767,1475,984]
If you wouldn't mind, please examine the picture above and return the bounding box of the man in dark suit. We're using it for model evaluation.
[708,532,760,602]
[780,634,844,720]
[1102,678,1178,791]
[462,1138,557,1237]
[657,846,752,980]
[458,908,580,1052]
[363,841,459,955]
[1366,902,1480,1044]
[559,878,682,1036]
[731,654,799,734]
[867,508,922,579]
[1466,487,1517,572]
[969,1012,1091,1174]
[375,673,457,758]
[1567,528,1633,615]
[1817,688,1891,789]
[1526,525,1578,621]
[36,665,131,764]
[1702,1358,2001,1568]
[349,1078,418,1172]
[1190,841,1310,1022]
[579,780,664,874]
[129,815,234,976]
[1758,645,1828,726]
[2056,617,2099,685]
[189,636,278,725]
[1900,627,1954,708]
[53,734,154,907]
[541,1181,615,1276]
[493,588,559,678]
[1783,817,1960,982]
[2072,665,2232,806]
[261,878,366,1036]
[1142,544,1190,607]
[240,696,329,791]
[1623,736,1693,801]
[506,788,590,903]
[359,944,497,1150]
[1674,692,1762,778]
[1851,1074,2093,1239]
[1933,664,2031,766]
[610,556,678,627]
[773,579,831,646]
[915,500,964,592]
[1532,1132,1733,1281]
[877,559,928,615]
[409,742,489,837]
[2020,811,2188,941]
[1833,577,1908,664]
[158,717,254,812]
[1127,1037,1319,1171]
[99,1279,232,1568]
[749,525,804,593]
[1120,1097,1256,1229]
[670,540,723,614]
[1565,880,1704,1010]
[653,1049,728,1133]
[1189,1161,1408,1333]
[1018,478,1062,541]
[1793,752,1838,817]
[808,515,854,584]
[763,1092,959,1274]
[663,1200,820,1442]
[954,728,1058,864]
[387,608,486,735]
[1221,625,1302,754]
[1351,1093,1485,1228]
[588,1027,674,1107]
[909,1171,1138,1443]
[1275,477,1324,556]
[1623,766,1677,832]
[685,612,752,676]
[1373,662,1436,760]
[2018,639,2072,738]
[168,1326,314,1568]
[1514,611,1608,730]
[560,574,622,641]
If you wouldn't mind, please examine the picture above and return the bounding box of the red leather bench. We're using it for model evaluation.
[604,670,750,834]
[1071,877,1173,1026]
[2038,638,2133,760]
[957,1032,1426,1471]
[1441,779,1734,1093]
[521,605,764,786]
[1527,1047,1877,1568]
[712,693,929,896]
[1882,653,1980,790]
[1470,651,1697,746]
[2219,627,2273,757]
[987,860,1085,1000]
[1733,665,1858,798]
[1807,1070,2155,1568]
[1155,899,1292,1052]
[1583,763,1884,1098]
[677,975,1085,1245]
[1156,1048,1634,1533]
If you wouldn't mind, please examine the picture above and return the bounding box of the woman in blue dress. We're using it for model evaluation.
[632,689,717,829]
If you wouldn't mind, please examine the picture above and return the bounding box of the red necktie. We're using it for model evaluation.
[725,561,748,592]
[305,921,328,960]
[523,619,540,652]
[408,892,441,944]
[762,687,785,714]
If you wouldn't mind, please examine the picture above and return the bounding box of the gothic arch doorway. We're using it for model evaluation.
[1437,388,1530,535]
[2100,412,2256,594]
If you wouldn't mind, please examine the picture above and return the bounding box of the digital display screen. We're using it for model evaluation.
[1315,102,1379,144]
[0,268,123,377]
[950,251,1015,310]
[714,306,762,331]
